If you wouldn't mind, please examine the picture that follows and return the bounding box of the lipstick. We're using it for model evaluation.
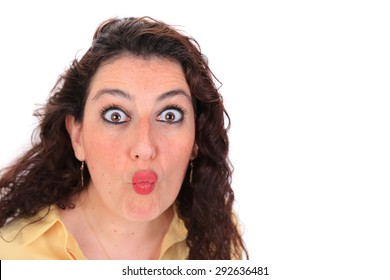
[132,170,158,195]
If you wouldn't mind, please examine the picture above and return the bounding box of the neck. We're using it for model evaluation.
[77,189,173,259]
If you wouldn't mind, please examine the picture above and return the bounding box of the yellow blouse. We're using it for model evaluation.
[0,206,188,260]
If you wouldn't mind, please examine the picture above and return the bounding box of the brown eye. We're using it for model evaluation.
[157,108,183,123]
[111,112,122,122]
[165,112,176,122]
[102,108,129,124]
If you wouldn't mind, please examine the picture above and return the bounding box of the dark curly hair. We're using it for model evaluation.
[0,17,248,260]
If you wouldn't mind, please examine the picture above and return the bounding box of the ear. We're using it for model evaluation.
[65,115,85,161]
[191,143,199,160]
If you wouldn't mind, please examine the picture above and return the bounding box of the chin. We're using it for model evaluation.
[124,203,161,222]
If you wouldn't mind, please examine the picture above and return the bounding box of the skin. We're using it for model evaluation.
[62,54,197,259]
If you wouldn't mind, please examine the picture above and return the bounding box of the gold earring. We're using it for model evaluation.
[80,161,84,187]
[189,161,194,184]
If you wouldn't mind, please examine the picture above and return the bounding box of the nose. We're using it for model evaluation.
[130,119,157,161]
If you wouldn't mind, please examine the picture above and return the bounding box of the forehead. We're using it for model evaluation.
[88,54,188,94]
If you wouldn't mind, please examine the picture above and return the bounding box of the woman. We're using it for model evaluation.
[0,16,248,260]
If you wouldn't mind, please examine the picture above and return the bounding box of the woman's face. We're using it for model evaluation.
[67,55,197,221]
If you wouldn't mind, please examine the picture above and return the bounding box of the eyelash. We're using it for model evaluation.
[157,105,188,124]
[100,104,188,125]
[100,105,130,125]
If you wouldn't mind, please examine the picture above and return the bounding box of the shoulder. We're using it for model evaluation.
[159,206,189,260]
[0,206,78,259]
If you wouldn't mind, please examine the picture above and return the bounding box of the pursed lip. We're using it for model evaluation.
[131,170,158,195]
[132,170,158,184]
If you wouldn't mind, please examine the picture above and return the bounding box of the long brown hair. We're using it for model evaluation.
[0,17,248,259]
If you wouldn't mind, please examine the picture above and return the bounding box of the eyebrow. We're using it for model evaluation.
[92,88,192,103]
[92,88,133,102]
[157,89,192,104]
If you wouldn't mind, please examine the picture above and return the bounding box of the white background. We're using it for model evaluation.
[0,0,389,279]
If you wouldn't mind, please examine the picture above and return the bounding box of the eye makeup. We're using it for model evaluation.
[156,104,188,124]
[100,105,131,125]
[99,103,189,126]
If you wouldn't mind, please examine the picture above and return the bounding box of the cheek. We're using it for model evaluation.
[158,123,195,157]
[162,139,194,172]
[157,124,196,170]
[83,130,124,172]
